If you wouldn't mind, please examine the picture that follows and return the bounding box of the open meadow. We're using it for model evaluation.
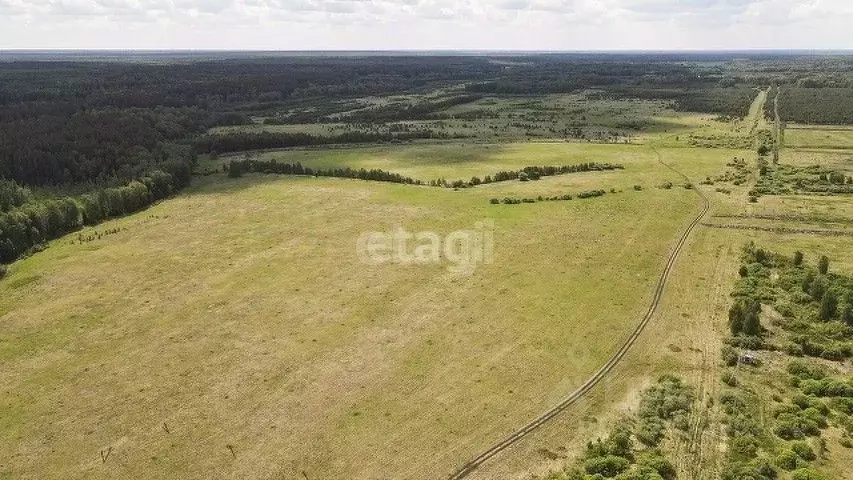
[1,142,735,479]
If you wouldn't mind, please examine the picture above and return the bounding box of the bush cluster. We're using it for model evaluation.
[490,190,608,206]
[550,377,688,480]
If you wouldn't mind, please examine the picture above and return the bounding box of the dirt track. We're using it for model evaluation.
[447,150,710,479]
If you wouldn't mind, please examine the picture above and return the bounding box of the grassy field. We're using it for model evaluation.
[469,150,853,480]
[785,125,853,150]
[4,127,852,479]
[1,143,732,480]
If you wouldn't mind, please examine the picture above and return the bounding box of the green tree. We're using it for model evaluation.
[842,294,853,326]
[819,291,838,321]
[738,299,762,336]
[793,251,804,266]
[729,302,744,335]
[818,255,829,275]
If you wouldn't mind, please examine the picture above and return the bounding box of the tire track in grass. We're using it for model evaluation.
[447,149,709,479]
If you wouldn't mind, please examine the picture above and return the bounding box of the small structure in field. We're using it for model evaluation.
[740,350,758,365]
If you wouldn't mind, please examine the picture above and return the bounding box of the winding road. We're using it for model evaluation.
[448,149,710,479]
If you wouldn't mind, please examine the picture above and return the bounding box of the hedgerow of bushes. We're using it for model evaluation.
[432,162,623,189]
[490,190,607,206]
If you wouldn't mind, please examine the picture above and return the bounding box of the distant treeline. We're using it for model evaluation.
[599,86,757,119]
[0,165,189,264]
[194,130,457,155]
[225,159,422,185]
[337,95,484,124]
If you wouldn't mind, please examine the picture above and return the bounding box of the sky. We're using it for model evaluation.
[0,0,851,51]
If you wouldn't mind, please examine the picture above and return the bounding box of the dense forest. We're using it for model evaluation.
[774,87,853,125]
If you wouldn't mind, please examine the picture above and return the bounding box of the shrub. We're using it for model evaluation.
[633,185,643,191]
[721,371,739,387]
[489,198,500,205]
[785,342,805,356]
[775,413,820,440]
[793,251,804,266]
[227,160,245,178]
[788,360,827,380]
[739,265,749,277]
[775,449,799,470]
[635,417,666,447]
[730,435,758,459]
[722,345,739,366]
[791,467,825,480]
[750,457,777,479]
[0,264,6,280]
[583,455,630,477]
[791,441,816,461]
[637,452,676,480]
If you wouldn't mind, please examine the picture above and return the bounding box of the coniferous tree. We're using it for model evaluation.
[818,255,829,275]
[820,291,838,321]
[793,251,804,266]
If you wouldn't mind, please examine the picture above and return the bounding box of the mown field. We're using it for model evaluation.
[785,126,853,150]
[1,143,737,480]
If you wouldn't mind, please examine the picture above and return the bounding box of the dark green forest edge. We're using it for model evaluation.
[2,54,853,271]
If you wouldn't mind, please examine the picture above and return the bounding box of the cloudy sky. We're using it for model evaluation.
[0,0,851,50]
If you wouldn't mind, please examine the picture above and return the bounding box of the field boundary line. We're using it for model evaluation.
[447,148,709,480]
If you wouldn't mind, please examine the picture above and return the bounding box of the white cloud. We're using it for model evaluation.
[0,0,850,49]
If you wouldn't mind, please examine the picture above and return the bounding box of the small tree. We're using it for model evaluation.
[227,161,245,178]
[842,292,853,326]
[818,255,829,275]
[793,251,804,266]
[742,300,762,336]
[820,291,838,321]
[729,302,744,335]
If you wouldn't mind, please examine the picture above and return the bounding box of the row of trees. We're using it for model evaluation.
[430,162,623,188]
[0,165,189,263]
[225,159,421,185]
